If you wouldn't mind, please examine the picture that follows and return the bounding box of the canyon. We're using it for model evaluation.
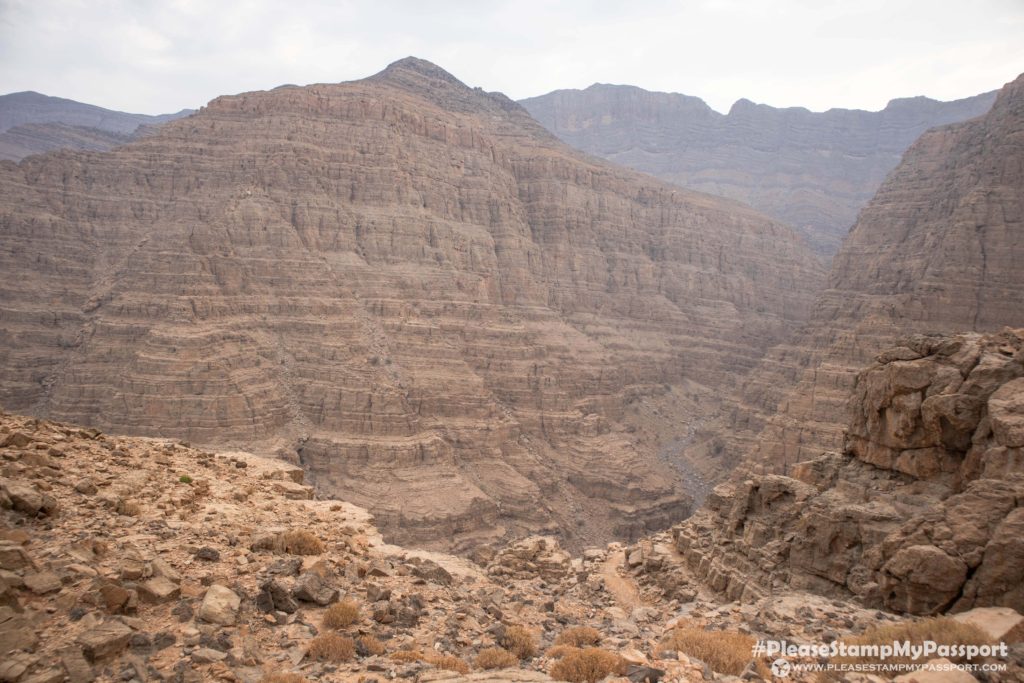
[520,85,996,259]
[0,58,824,551]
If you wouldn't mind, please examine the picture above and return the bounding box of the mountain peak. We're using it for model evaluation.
[373,56,469,89]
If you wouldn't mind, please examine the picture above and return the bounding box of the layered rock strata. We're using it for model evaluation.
[0,58,825,549]
[670,330,1024,615]
[521,84,996,258]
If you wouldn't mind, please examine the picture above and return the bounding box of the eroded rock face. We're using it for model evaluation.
[682,72,1024,484]
[0,58,825,549]
[520,84,997,258]
[669,330,1024,615]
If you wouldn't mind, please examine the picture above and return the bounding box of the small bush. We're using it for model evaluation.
[550,647,626,683]
[827,617,991,677]
[260,674,307,683]
[475,647,518,670]
[179,474,193,484]
[281,528,324,555]
[117,499,143,516]
[357,634,387,656]
[425,653,471,674]
[390,650,424,663]
[322,599,360,629]
[501,625,538,660]
[306,633,356,662]
[660,626,757,676]
[555,626,602,647]
[546,645,581,659]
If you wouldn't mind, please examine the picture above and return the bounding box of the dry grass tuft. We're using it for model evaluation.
[306,633,356,662]
[425,653,471,674]
[357,634,387,656]
[117,499,143,516]
[549,647,626,683]
[475,647,519,670]
[546,645,582,659]
[322,599,360,629]
[260,674,308,683]
[555,626,602,648]
[502,625,538,660]
[661,626,757,676]
[824,616,992,678]
[390,650,424,663]
[280,528,325,555]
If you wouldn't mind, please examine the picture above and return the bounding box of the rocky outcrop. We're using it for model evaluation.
[0,90,192,161]
[520,84,996,258]
[0,58,825,550]
[680,71,1024,485]
[669,330,1024,615]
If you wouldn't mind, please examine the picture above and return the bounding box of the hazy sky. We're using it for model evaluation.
[1,0,1022,115]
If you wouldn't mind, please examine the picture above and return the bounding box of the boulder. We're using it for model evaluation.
[197,584,241,626]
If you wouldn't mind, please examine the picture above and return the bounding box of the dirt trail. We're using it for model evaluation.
[599,550,644,612]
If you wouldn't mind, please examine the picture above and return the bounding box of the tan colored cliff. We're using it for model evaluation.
[520,84,996,258]
[0,58,824,550]
[668,329,1024,616]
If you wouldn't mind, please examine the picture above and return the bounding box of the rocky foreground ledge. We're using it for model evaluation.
[1,408,1023,682]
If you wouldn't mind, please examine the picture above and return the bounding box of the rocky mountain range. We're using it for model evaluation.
[0,91,193,161]
[520,85,997,258]
[0,58,825,551]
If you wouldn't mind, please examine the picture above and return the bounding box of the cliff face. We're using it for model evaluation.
[725,72,1024,476]
[0,91,192,160]
[669,330,1024,616]
[520,85,997,258]
[0,58,825,550]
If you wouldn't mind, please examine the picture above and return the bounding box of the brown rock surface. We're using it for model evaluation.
[683,72,1024,484]
[520,84,996,258]
[667,330,1024,615]
[0,57,824,550]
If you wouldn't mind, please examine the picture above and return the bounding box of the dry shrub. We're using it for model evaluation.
[390,650,424,663]
[546,645,581,660]
[358,635,387,656]
[501,625,538,660]
[661,626,757,676]
[826,617,992,678]
[475,647,518,670]
[117,499,143,516]
[306,633,356,662]
[260,674,307,683]
[555,626,602,647]
[549,647,626,683]
[322,599,360,629]
[281,528,324,555]
[425,652,470,674]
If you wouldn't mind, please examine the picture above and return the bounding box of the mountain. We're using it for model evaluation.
[648,73,1024,614]
[0,58,825,551]
[0,91,193,160]
[520,84,997,258]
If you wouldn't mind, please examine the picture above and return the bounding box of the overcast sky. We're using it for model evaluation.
[1,0,1022,115]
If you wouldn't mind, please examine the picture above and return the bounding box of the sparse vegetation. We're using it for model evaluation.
[178,474,193,484]
[826,617,992,678]
[501,625,538,660]
[549,647,626,683]
[280,528,325,555]
[116,499,142,516]
[424,652,471,673]
[660,625,759,676]
[260,674,307,683]
[475,647,518,670]
[322,599,360,629]
[390,650,424,663]
[306,632,356,662]
[357,634,387,656]
[546,645,581,660]
[555,626,602,647]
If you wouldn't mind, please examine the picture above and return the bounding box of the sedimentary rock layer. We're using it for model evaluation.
[0,58,824,549]
[670,330,1024,615]
[521,85,996,258]
[688,72,1024,479]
